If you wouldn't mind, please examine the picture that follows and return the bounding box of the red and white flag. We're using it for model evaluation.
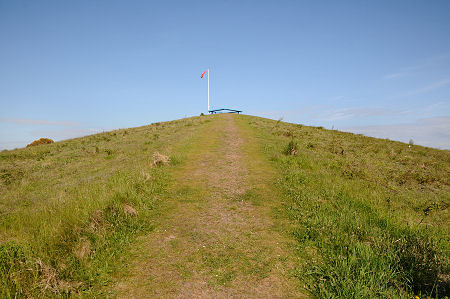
[200,70,207,78]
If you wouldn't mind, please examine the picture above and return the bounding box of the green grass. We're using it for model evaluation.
[0,116,212,297]
[1,114,449,298]
[239,115,449,298]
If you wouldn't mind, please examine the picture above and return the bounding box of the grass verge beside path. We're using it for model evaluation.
[0,116,212,297]
[241,115,449,298]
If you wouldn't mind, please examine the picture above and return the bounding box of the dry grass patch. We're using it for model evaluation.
[141,171,152,181]
[152,152,170,166]
[73,238,92,260]
[123,203,138,217]
[89,210,107,233]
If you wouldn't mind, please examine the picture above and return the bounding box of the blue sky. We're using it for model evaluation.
[1,0,449,149]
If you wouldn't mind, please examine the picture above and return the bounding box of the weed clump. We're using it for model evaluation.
[89,210,106,232]
[283,140,298,156]
[27,138,54,147]
[141,171,152,181]
[122,203,138,217]
[273,117,283,130]
[36,258,61,294]
[73,238,92,260]
[152,152,170,166]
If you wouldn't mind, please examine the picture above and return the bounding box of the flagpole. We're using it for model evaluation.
[207,68,210,111]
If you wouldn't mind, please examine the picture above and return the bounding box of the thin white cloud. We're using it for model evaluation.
[383,71,412,80]
[403,78,450,97]
[0,127,105,150]
[30,128,103,140]
[258,106,402,122]
[343,116,450,149]
[330,96,345,101]
[0,118,80,126]
[422,101,450,113]
[428,52,450,62]
[383,52,450,80]
[254,106,320,120]
[0,118,102,149]
[321,107,392,121]
[383,63,424,80]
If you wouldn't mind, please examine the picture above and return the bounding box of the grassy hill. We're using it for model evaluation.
[0,114,448,298]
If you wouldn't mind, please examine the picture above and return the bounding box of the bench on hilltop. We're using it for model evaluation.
[208,108,242,114]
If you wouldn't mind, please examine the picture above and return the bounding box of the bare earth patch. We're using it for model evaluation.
[114,114,305,298]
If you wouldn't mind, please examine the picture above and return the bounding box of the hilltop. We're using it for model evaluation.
[0,114,449,298]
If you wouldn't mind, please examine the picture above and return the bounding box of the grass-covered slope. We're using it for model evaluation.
[241,115,449,298]
[0,114,449,298]
[0,116,211,297]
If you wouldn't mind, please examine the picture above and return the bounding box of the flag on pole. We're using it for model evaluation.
[200,70,207,78]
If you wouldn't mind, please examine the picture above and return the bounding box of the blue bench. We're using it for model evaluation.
[208,108,242,114]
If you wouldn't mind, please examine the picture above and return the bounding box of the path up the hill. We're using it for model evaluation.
[114,114,305,298]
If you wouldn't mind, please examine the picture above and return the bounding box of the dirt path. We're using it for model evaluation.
[114,114,304,298]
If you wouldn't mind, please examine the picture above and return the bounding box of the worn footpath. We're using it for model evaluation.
[114,114,305,298]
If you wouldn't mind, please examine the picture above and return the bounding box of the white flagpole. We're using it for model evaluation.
[207,68,210,111]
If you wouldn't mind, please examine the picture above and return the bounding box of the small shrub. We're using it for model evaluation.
[200,113,205,116]
[26,138,54,147]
